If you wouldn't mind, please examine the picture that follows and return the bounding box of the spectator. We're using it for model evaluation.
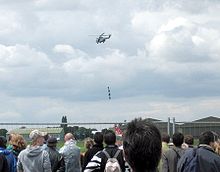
[45,137,65,172]
[162,132,185,172]
[17,129,51,172]
[82,132,104,171]
[42,133,49,150]
[84,138,94,150]
[59,133,81,172]
[162,133,170,151]
[123,118,161,172]
[0,136,16,172]
[214,139,220,155]
[0,153,9,172]
[177,131,220,172]
[84,130,125,172]
[182,135,194,149]
[8,134,27,161]
[81,137,94,168]
[7,134,16,151]
[158,133,170,171]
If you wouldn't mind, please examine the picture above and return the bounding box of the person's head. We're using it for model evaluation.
[162,133,170,144]
[0,136,7,148]
[8,133,15,142]
[94,132,103,145]
[123,118,162,172]
[172,132,184,147]
[104,130,116,145]
[43,133,49,143]
[47,137,58,148]
[184,135,194,146]
[9,134,27,151]
[64,133,74,142]
[199,131,215,147]
[84,138,94,149]
[29,130,46,146]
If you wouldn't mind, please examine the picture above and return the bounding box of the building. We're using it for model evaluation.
[126,116,220,138]
[177,116,220,138]
[7,127,64,141]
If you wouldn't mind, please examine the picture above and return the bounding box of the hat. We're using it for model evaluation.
[0,136,7,147]
[29,130,47,140]
[47,137,58,144]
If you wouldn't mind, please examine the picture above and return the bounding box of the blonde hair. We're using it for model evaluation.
[84,138,94,149]
[214,139,220,155]
[9,134,27,150]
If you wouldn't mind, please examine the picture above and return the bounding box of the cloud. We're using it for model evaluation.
[53,44,74,54]
[147,17,220,72]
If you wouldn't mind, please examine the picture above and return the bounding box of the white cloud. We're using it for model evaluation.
[148,17,220,64]
[0,44,51,67]
[53,44,74,54]
[0,10,22,35]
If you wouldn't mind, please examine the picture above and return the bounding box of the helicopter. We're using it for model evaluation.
[89,33,111,44]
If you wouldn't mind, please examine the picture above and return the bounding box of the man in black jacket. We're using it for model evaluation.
[162,132,185,172]
[45,137,65,172]
[84,130,125,172]
[82,132,104,171]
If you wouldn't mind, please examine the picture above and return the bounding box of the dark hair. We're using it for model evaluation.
[172,132,184,147]
[94,132,103,145]
[184,135,194,145]
[162,133,170,143]
[123,118,162,172]
[104,130,116,145]
[199,131,214,145]
[0,136,7,148]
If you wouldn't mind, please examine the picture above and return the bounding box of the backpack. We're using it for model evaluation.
[103,149,122,172]
[179,148,198,172]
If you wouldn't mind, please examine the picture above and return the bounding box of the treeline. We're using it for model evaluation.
[63,126,97,140]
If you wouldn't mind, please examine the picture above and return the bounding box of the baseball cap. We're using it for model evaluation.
[29,129,47,140]
[47,137,58,144]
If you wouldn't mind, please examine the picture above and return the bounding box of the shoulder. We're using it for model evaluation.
[18,148,27,157]
[42,149,50,157]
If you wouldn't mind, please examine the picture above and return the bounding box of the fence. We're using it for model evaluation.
[0,118,220,139]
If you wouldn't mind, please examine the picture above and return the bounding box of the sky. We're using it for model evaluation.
[0,0,220,124]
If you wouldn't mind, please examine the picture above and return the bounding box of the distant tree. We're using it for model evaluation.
[61,115,68,133]
[64,126,97,140]
[0,128,8,137]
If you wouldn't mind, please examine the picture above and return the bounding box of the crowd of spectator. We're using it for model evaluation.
[0,118,220,172]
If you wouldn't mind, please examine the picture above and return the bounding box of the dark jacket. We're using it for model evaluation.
[0,154,9,172]
[162,146,185,172]
[177,144,220,172]
[0,147,16,172]
[82,144,104,171]
[45,146,65,172]
[84,145,125,172]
